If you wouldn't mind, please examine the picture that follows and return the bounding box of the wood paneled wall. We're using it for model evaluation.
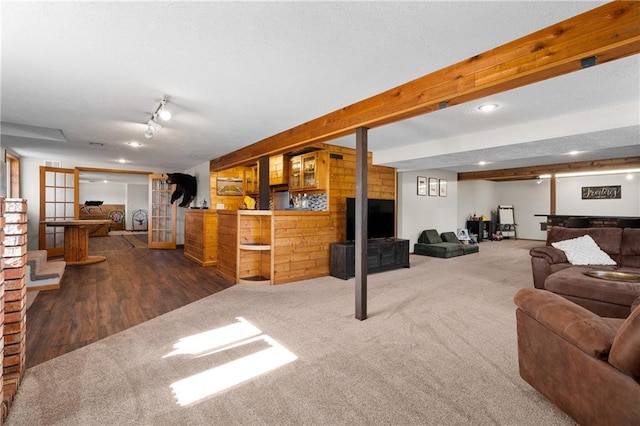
[326,144,397,244]
[213,144,397,285]
[272,212,334,284]
[216,211,238,284]
[209,166,253,210]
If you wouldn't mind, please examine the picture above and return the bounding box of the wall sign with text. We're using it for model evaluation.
[581,185,621,200]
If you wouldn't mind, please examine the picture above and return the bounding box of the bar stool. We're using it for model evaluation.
[616,218,640,228]
[565,217,591,228]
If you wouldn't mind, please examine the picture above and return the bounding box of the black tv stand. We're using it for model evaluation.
[330,238,410,280]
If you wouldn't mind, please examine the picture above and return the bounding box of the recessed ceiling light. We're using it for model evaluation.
[478,161,488,166]
[477,103,498,112]
[127,141,142,147]
[567,150,581,155]
[117,158,127,164]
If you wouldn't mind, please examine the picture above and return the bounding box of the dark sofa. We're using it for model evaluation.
[414,229,479,258]
[514,287,640,425]
[530,227,640,318]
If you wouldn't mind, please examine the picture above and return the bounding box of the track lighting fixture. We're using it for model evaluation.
[148,117,163,132]
[158,99,172,121]
[144,124,154,139]
[143,96,172,139]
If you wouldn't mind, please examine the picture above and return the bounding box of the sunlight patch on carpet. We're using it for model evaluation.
[167,317,297,406]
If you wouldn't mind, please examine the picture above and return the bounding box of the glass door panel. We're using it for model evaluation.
[39,166,76,256]
[148,174,176,249]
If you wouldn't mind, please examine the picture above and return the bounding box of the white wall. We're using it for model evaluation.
[79,182,127,204]
[457,180,498,228]
[22,157,50,250]
[398,169,458,249]
[556,173,639,216]
[169,161,213,245]
[489,179,550,241]
[126,184,148,230]
[185,162,211,208]
[456,173,638,241]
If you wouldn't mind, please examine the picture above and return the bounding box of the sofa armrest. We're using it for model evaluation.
[514,287,618,359]
[529,246,567,264]
[529,246,568,289]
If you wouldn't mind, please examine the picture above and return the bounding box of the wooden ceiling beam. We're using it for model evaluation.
[210,2,640,172]
[457,156,640,182]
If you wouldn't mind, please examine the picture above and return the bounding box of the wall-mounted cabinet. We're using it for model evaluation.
[269,155,289,186]
[245,164,259,195]
[289,150,328,192]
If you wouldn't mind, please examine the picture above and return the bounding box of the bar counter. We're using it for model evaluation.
[216,209,335,285]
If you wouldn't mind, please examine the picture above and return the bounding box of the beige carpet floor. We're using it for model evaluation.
[6,240,574,425]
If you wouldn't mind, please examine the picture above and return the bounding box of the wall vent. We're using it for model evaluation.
[43,160,62,168]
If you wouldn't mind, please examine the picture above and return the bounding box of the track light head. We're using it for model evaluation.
[148,117,163,132]
[158,100,172,121]
[144,124,153,139]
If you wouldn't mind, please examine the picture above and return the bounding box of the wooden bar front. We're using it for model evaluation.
[217,210,333,285]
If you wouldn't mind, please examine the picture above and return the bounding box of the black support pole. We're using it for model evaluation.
[258,156,270,210]
[355,127,368,321]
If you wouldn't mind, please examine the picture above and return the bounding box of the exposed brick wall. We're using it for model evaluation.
[0,196,4,424]
[2,198,28,420]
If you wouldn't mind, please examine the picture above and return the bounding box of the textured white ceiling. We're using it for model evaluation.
[1,1,638,176]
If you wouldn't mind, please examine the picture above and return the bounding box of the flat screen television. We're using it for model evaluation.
[346,197,395,241]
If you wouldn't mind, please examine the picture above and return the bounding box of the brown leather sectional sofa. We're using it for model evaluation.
[530,227,640,318]
[514,287,640,426]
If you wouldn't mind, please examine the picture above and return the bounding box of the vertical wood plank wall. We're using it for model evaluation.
[216,211,238,284]
[273,145,396,284]
[183,209,218,266]
[327,144,397,242]
[272,212,333,284]
[212,144,398,285]
[209,166,254,211]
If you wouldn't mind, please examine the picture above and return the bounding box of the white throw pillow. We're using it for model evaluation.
[551,235,617,266]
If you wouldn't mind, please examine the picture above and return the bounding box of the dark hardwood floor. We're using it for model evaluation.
[26,234,234,368]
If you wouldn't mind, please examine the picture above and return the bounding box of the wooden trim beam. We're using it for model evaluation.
[210,2,640,171]
[75,167,152,175]
[457,156,640,181]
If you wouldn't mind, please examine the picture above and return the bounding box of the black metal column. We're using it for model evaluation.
[355,127,368,320]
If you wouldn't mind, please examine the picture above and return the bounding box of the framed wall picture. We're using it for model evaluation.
[439,179,447,197]
[216,177,243,196]
[417,176,427,196]
[428,178,438,196]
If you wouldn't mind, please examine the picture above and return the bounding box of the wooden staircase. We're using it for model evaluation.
[26,250,66,291]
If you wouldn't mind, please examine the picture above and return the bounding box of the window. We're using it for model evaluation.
[4,150,20,197]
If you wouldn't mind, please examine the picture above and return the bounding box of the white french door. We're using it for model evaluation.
[39,166,77,256]
[147,173,177,249]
